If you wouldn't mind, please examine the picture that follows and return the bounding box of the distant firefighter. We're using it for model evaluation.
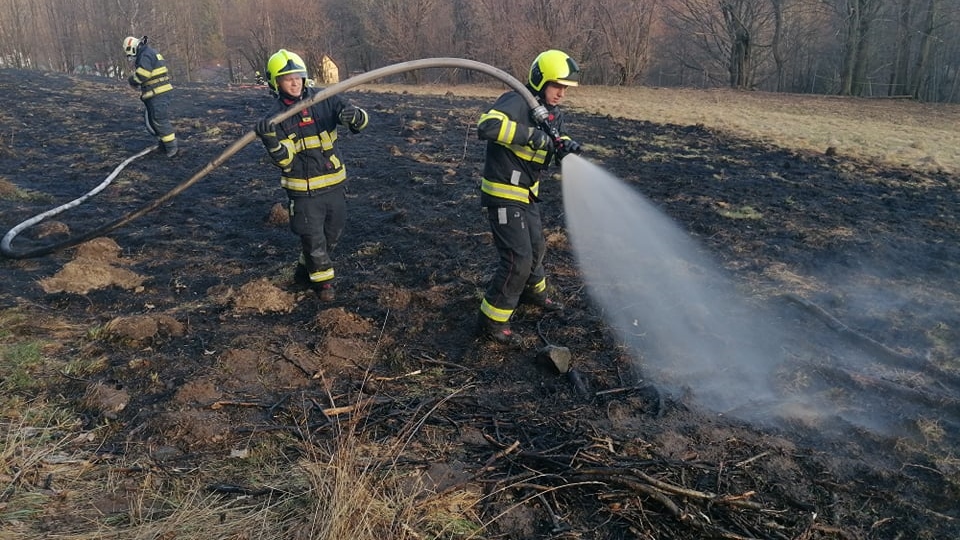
[123,36,179,158]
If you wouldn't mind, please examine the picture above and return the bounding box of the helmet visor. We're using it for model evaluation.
[275,59,306,78]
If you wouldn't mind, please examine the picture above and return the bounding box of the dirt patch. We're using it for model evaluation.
[39,237,148,294]
[102,313,185,345]
[231,278,297,314]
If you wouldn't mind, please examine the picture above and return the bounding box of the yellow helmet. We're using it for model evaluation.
[123,36,140,57]
[266,49,308,93]
[528,50,580,92]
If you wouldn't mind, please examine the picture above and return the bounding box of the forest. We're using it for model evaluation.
[0,0,958,102]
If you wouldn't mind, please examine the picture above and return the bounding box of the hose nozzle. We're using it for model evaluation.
[531,104,564,154]
[530,105,550,126]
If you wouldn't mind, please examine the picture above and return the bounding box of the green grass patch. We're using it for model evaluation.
[717,205,763,220]
[0,341,44,393]
[0,178,50,202]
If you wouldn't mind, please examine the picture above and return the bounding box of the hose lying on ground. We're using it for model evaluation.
[1,58,539,260]
[1,145,157,257]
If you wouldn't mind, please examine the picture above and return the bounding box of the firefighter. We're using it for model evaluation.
[255,49,369,302]
[123,36,179,157]
[476,49,584,346]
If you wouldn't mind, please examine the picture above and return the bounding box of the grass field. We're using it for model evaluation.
[373,83,960,174]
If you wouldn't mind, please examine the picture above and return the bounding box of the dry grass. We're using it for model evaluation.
[0,306,485,539]
[365,83,960,174]
[0,402,485,540]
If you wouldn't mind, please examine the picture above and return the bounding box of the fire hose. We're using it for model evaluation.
[2,58,559,260]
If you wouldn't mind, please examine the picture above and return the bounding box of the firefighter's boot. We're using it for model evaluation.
[477,313,522,347]
[164,139,179,158]
[293,264,311,289]
[316,283,336,302]
[521,291,565,312]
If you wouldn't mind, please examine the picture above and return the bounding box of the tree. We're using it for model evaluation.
[770,0,785,90]
[0,0,957,102]
[349,0,454,82]
[910,0,940,98]
[662,0,774,89]
[591,0,658,85]
[0,0,34,68]
[836,0,882,95]
[721,0,754,88]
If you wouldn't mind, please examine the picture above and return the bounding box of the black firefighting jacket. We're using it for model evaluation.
[261,87,359,197]
[476,89,567,206]
[129,45,172,100]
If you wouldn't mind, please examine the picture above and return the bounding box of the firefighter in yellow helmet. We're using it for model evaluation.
[255,49,369,302]
[123,36,179,157]
[475,50,584,346]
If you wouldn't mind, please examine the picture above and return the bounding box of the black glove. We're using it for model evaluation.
[527,128,554,152]
[127,75,138,89]
[255,118,279,146]
[562,139,583,155]
[339,106,368,134]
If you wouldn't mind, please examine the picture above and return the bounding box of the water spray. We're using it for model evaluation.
[1,58,548,260]
[558,153,960,440]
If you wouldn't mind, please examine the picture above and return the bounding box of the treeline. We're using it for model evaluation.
[0,0,957,102]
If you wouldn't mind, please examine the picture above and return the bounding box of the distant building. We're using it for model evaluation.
[321,55,339,84]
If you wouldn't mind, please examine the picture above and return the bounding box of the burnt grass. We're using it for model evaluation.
[2,67,960,538]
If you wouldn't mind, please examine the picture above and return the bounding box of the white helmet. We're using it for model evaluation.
[123,36,140,57]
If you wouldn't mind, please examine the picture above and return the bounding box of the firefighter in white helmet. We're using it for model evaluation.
[123,36,179,157]
[475,50,584,346]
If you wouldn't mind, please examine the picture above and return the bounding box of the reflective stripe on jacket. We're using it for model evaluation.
[262,87,356,196]
[476,90,563,206]
[132,45,173,99]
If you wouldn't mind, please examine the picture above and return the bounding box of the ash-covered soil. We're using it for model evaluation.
[2,68,959,538]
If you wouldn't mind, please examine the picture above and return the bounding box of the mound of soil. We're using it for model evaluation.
[2,68,959,538]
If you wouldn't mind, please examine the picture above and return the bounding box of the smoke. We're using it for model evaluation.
[559,155,949,437]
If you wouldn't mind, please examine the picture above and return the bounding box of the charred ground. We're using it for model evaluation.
[2,68,960,538]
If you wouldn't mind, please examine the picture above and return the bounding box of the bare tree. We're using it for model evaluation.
[777,0,834,93]
[0,0,957,101]
[889,0,914,95]
[221,0,275,76]
[591,0,658,85]
[0,0,36,68]
[910,0,941,98]
[770,0,785,90]
[835,0,882,95]
[662,0,774,88]
[347,0,455,83]
[721,0,754,87]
